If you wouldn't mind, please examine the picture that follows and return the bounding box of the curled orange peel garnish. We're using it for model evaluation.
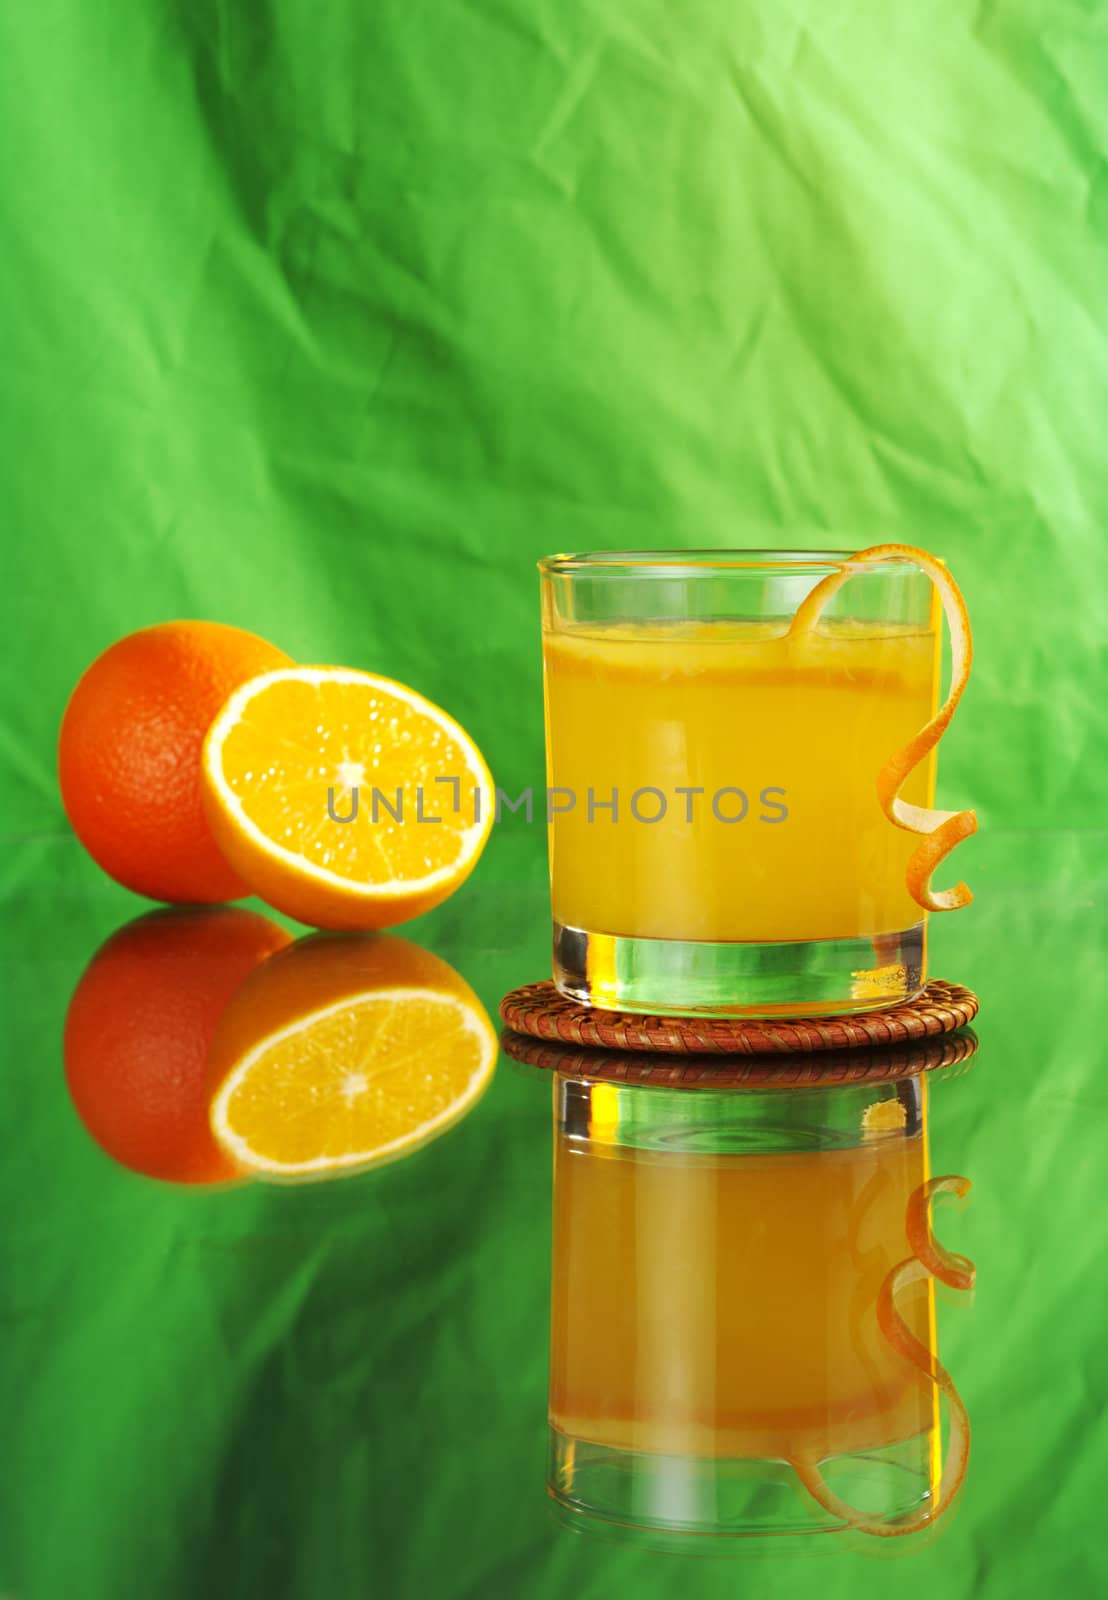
[788,544,976,912]
[906,1173,975,1292]
[788,1173,975,1538]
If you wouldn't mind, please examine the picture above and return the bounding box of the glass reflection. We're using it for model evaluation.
[506,1032,977,1542]
[64,909,496,1188]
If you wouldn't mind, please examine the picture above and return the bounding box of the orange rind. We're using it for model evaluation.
[905,1173,976,1293]
[789,544,976,912]
[789,1172,975,1537]
[63,907,292,1185]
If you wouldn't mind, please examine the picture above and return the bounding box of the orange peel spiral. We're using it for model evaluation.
[788,544,976,912]
[789,1173,975,1538]
[906,1173,975,1292]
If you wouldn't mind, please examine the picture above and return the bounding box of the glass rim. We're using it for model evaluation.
[537,548,928,577]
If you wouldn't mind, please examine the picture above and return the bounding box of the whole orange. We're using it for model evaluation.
[58,621,292,903]
[64,906,292,1184]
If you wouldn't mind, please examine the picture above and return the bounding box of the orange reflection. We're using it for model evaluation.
[64,912,495,1188]
[207,931,496,1181]
[64,907,290,1185]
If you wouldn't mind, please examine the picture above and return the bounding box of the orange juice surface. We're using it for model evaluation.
[542,619,938,943]
[550,1126,934,1464]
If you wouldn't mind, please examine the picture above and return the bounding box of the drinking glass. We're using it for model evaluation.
[540,550,940,1017]
[548,1069,946,1541]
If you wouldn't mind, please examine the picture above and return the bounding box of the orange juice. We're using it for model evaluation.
[550,1108,934,1469]
[542,618,938,945]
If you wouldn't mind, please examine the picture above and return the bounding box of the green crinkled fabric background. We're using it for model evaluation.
[2,1,1106,832]
[1,3,1106,1598]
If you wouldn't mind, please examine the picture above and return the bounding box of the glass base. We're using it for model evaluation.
[548,1426,933,1541]
[552,920,925,1019]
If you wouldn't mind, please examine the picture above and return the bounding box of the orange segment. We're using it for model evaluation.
[201,668,494,929]
[207,932,497,1179]
[788,544,976,913]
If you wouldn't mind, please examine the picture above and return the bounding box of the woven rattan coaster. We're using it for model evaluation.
[500,1025,978,1088]
[498,978,978,1056]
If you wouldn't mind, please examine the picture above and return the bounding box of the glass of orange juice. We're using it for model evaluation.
[540,550,943,1017]
[548,1068,955,1541]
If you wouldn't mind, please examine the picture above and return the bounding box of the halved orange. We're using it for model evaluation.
[207,932,497,1180]
[201,668,494,929]
[789,544,976,913]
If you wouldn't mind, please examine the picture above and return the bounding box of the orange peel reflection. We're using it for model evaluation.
[789,1172,975,1537]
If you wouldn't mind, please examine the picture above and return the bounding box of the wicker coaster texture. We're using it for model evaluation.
[500,1026,978,1088]
[498,979,978,1057]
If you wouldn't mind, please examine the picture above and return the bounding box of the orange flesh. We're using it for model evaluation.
[216,675,481,885]
[214,989,492,1172]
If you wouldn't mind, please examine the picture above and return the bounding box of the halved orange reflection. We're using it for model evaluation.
[64,912,495,1188]
[64,907,291,1185]
[207,932,496,1181]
